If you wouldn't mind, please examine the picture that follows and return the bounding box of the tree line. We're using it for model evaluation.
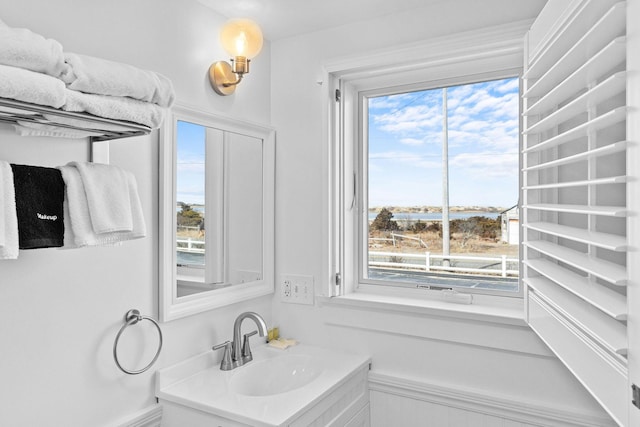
[370,207,500,240]
[177,203,203,227]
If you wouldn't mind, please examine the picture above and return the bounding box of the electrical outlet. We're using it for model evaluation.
[283,279,292,298]
[280,274,314,305]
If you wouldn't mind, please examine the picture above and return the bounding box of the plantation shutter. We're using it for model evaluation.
[521,0,634,425]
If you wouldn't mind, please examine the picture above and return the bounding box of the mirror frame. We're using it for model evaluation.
[159,104,275,322]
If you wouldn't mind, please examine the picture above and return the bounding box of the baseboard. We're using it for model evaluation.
[112,405,162,427]
[368,372,616,427]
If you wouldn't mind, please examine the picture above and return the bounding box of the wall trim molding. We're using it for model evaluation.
[112,405,162,427]
[323,19,533,82]
[322,299,553,357]
[368,372,616,427]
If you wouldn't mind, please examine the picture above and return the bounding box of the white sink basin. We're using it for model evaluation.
[230,354,324,396]
[156,344,371,427]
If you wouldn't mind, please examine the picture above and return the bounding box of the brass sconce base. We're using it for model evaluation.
[209,61,238,96]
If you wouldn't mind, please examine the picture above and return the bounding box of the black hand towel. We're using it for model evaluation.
[11,164,65,249]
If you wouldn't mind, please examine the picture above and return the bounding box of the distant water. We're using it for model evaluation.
[177,251,204,266]
[368,211,500,221]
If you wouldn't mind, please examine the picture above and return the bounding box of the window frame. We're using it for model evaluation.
[324,22,532,306]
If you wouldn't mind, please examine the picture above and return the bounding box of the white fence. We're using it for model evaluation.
[177,238,517,277]
[369,251,518,278]
[176,238,205,253]
[370,233,428,248]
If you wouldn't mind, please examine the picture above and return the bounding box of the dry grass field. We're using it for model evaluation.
[369,229,519,258]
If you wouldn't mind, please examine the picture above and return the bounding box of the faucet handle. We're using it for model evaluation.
[241,330,258,363]
[212,340,234,371]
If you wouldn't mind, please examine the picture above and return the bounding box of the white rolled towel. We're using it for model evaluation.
[0,64,66,108]
[63,53,175,107]
[62,89,166,129]
[0,25,70,78]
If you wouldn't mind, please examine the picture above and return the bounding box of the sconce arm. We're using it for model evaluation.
[209,61,247,96]
[222,73,243,88]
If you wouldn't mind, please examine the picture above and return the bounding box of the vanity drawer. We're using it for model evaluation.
[161,400,252,427]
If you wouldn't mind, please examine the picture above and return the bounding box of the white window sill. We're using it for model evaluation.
[319,286,526,327]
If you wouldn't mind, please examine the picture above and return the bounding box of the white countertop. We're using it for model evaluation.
[156,343,371,427]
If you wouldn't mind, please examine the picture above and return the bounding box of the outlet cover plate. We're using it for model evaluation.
[280,274,314,305]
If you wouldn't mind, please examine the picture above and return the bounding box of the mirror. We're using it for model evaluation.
[159,105,275,321]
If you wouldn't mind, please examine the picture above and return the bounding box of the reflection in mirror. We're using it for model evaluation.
[160,105,275,321]
[175,123,263,297]
[226,132,263,286]
[175,121,209,296]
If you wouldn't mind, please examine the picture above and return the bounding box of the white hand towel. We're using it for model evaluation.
[0,26,70,78]
[69,161,132,234]
[0,161,19,260]
[59,165,96,248]
[62,53,175,107]
[62,89,166,129]
[58,165,146,247]
[0,64,66,108]
[123,170,146,240]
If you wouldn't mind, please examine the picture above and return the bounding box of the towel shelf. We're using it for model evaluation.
[0,97,151,142]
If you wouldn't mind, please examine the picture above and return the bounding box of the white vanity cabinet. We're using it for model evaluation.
[161,401,253,427]
[156,344,371,427]
[287,364,369,427]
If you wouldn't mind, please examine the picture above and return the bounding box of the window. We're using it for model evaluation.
[362,78,521,296]
[328,29,527,301]
[329,7,636,422]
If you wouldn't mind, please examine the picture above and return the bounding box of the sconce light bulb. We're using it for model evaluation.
[235,32,248,57]
[220,18,263,60]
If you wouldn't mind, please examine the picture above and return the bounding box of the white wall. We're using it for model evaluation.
[0,1,272,426]
[0,0,624,425]
[270,0,615,425]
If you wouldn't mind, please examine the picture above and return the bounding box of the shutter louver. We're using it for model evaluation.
[522,1,629,425]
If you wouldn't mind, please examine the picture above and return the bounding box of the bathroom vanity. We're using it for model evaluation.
[156,344,371,427]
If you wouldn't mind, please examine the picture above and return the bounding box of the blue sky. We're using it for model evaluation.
[368,77,519,208]
[176,120,206,205]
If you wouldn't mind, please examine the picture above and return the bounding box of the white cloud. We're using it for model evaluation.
[450,151,518,178]
[495,78,520,93]
[176,160,205,174]
[370,150,441,169]
[369,92,418,110]
[458,120,490,132]
[399,137,425,146]
[373,104,442,134]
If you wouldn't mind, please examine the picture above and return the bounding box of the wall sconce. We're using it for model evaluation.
[209,19,263,96]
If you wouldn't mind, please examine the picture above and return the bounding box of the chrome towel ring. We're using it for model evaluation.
[113,309,163,375]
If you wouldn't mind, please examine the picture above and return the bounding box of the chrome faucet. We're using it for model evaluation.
[212,311,268,370]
